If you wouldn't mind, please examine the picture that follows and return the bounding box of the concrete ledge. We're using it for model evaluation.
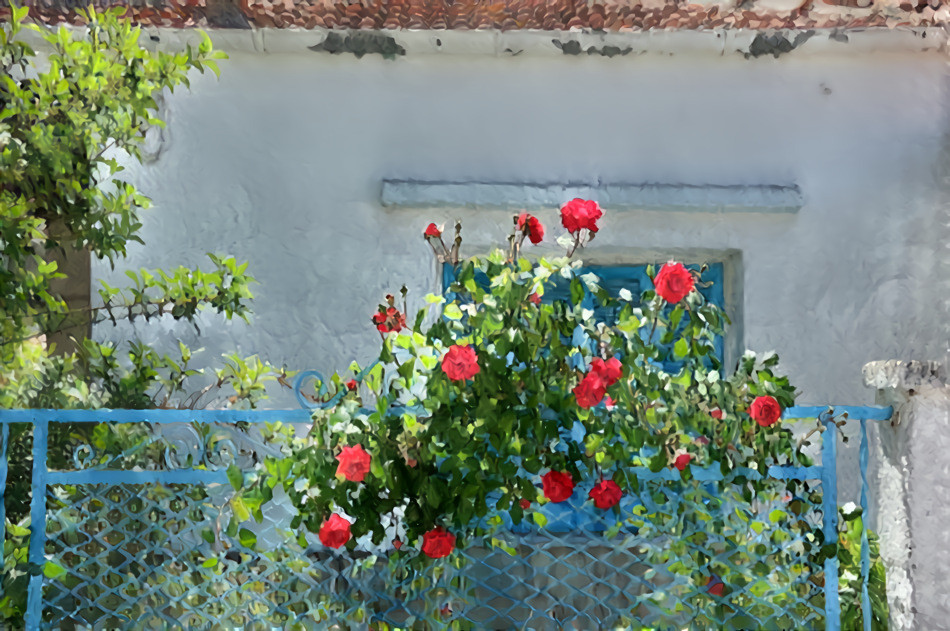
[19,24,948,58]
[862,359,945,392]
[154,27,947,57]
[380,180,803,213]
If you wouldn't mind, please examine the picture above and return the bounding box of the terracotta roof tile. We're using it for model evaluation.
[7,0,949,30]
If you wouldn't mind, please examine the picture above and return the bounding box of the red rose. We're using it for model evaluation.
[373,307,406,333]
[528,292,541,305]
[591,357,622,386]
[319,514,351,549]
[750,395,782,427]
[654,262,695,304]
[421,526,456,559]
[424,223,442,238]
[573,372,606,409]
[336,444,371,482]
[517,213,545,244]
[441,344,480,381]
[393,538,403,550]
[542,470,574,503]
[589,479,622,509]
[345,379,358,391]
[674,453,692,472]
[709,408,724,420]
[706,575,725,597]
[560,198,603,234]
[519,499,531,510]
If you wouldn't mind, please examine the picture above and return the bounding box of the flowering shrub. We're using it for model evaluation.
[239,198,828,623]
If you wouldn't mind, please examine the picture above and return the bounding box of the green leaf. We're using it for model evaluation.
[673,338,689,359]
[238,528,257,549]
[7,523,30,537]
[605,521,623,539]
[532,512,547,528]
[201,528,216,545]
[227,463,243,491]
[43,561,67,580]
[820,543,838,561]
[670,306,685,331]
[231,496,251,522]
[570,277,585,305]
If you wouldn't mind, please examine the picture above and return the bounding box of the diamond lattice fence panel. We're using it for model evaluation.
[41,424,827,630]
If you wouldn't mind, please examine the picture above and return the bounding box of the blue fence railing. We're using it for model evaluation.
[0,404,891,630]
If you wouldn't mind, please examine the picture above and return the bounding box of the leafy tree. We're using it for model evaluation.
[0,5,283,621]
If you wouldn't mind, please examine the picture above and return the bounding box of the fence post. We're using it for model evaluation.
[821,413,840,631]
[0,422,8,572]
[863,359,946,630]
[25,415,48,630]
[859,418,871,631]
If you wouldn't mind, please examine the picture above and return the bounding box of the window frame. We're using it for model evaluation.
[441,261,726,371]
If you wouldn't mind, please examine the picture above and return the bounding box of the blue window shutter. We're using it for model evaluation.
[441,262,725,370]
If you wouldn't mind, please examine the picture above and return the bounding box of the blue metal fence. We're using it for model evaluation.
[0,404,891,629]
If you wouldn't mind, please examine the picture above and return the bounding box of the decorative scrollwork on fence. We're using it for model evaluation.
[294,369,337,410]
[294,361,381,410]
[160,423,281,470]
[162,423,205,470]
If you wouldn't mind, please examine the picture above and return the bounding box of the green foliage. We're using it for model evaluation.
[252,246,803,545]
[0,0,249,384]
[235,223,840,626]
[839,505,889,630]
[0,6,284,625]
[0,4,228,348]
[0,517,30,626]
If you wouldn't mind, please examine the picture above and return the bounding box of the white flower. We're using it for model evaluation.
[842,501,858,516]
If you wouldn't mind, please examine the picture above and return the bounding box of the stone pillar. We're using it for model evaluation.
[862,359,949,631]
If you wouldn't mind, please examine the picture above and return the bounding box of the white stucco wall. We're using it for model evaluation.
[94,28,950,500]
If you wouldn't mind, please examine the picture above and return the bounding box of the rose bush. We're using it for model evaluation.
[238,198,828,623]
